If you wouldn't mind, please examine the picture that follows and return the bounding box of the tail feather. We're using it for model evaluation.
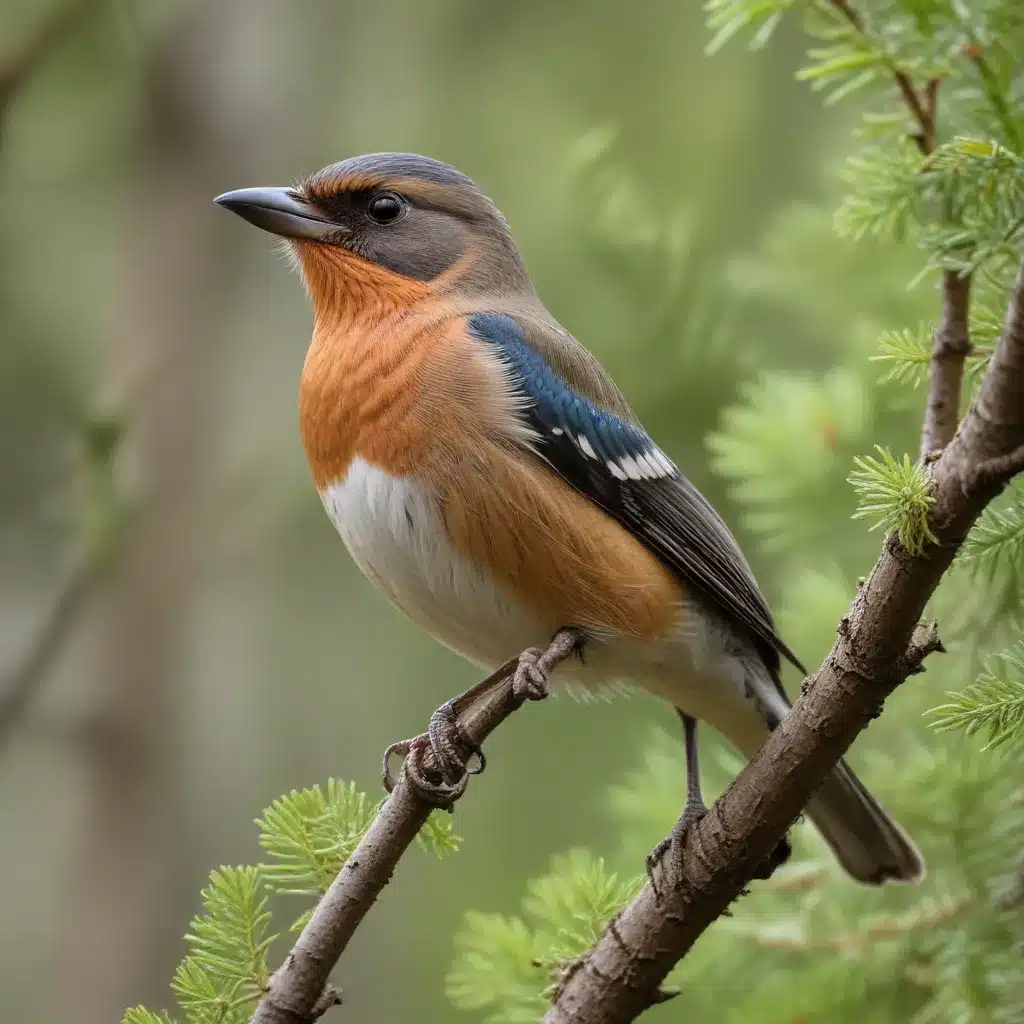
[806,758,924,885]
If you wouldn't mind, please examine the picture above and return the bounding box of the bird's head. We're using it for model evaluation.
[215,153,532,318]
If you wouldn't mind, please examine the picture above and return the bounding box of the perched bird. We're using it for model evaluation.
[216,153,924,885]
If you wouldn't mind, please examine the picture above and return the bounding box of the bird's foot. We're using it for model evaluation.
[381,699,485,809]
[645,801,707,901]
[382,629,582,808]
[512,628,583,703]
[644,810,792,901]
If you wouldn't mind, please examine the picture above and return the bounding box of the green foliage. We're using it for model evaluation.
[708,369,873,558]
[872,323,934,386]
[122,782,459,1024]
[122,1011,177,1024]
[871,320,995,389]
[257,780,377,899]
[929,644,1024,750]
[172,868,273,1021]
[849,446,937,555]
[446,851,642,1021]
[950,479,1024,634]
[960,480,1024,583]
[836,138,1024,276]
[419,807,463,857]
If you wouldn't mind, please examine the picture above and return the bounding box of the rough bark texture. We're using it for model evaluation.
[541,260,1024,1024]
[921,270,973,458]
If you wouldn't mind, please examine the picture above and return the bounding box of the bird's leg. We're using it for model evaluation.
[383,628,584,807]
[646,712,708,893]
[381,661,512,806]
[644,712,792,895]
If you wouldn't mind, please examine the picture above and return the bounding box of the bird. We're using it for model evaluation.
[215,152,924,886]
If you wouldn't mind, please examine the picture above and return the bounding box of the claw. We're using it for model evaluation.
[427,701,485,784]
[381,702,480,808]
[645,803,707,900]
[382,737,415,793]
[404,739,469,808]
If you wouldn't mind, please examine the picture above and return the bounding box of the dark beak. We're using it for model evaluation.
[214,186,342,241]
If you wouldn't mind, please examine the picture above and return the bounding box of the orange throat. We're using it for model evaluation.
[293,241,437,489]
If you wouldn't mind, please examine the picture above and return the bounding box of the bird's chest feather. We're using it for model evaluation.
[321,457,545,665]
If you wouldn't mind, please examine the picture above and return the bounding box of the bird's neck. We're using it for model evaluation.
[295,246,443,489]
[294,242,429,328]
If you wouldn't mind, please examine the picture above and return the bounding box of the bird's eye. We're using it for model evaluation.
[367,192,406,225]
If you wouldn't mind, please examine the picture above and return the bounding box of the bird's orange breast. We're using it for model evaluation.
[295,242,682,643]
[296,243,450,488]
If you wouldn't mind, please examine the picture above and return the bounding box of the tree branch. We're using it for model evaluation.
[541,256,1024,1024]
[922,270,972,458]
[250,635,579,1024]
[0,558,100,755]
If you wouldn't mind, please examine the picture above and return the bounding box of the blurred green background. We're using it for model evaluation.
[0,2,993,1022]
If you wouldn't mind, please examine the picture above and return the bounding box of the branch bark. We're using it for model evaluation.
[250,639,577,1024]
[541,257,1024,1024]
[921,270,972,458]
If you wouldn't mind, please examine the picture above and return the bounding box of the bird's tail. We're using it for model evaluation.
[805,758,924,885]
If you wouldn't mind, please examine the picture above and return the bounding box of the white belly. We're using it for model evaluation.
[321,458,547,667]
[321,459,778,752]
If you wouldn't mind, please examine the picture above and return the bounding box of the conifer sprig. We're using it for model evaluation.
[849,446,937,554]
[928,644,1024,749]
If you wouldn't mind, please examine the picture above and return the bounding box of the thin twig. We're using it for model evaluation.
[832,2,972,460]
[829,0,862,32]
[0,558,101,755]
[829,0,936,156]
[250,634,580,1024]
[894,70,935,154]
[922,271,972,458]
[542,255,1024,1023]
[0,0,103,141]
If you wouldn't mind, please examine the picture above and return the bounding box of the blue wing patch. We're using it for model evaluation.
[465,312,806,679]
[467,312,676,483]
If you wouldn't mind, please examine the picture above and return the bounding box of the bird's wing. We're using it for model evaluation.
[466,312,805,678]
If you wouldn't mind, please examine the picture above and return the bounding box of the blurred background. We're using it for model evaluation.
[3,2,1017,1023]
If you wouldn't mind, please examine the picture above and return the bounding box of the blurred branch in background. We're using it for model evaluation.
[0,413,126,756]
[0,556,100,753]
[0,0,103,142]
[0,0,117,757]
[55,6,241,1020]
